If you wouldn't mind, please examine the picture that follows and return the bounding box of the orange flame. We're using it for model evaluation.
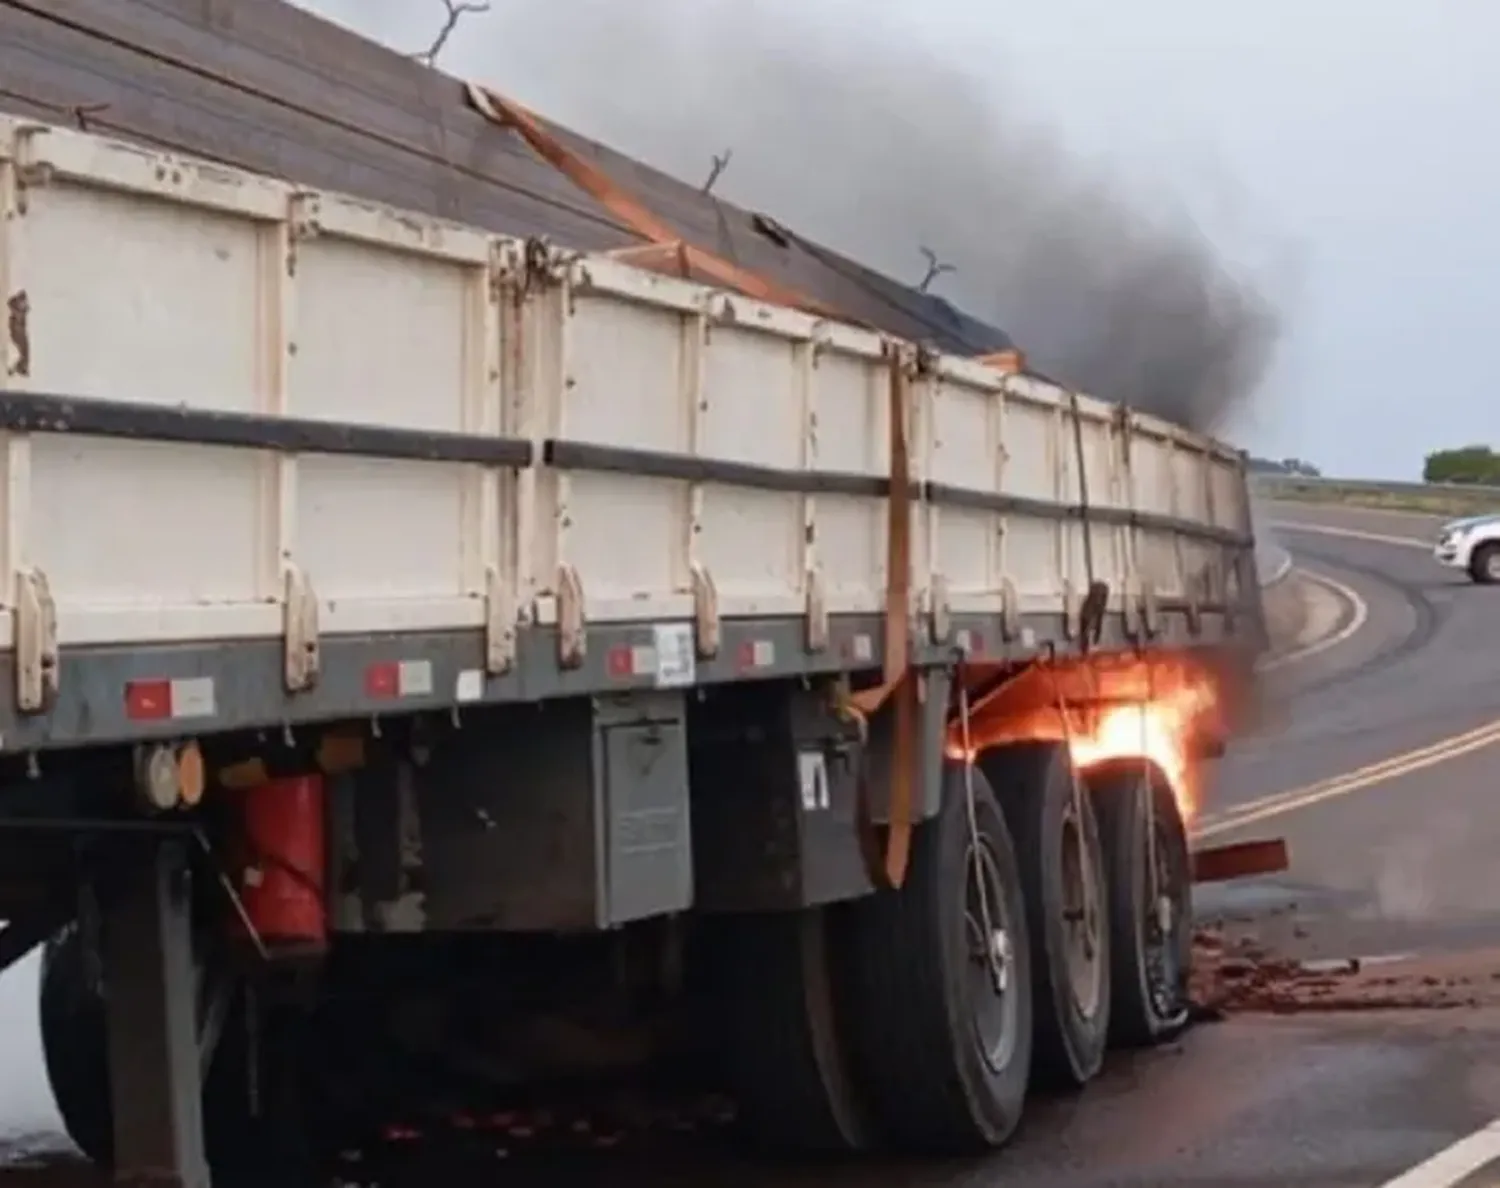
[1067,681,1216,820]
[948,654,1222,823]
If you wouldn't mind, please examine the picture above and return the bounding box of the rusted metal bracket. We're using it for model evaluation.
[14,566,58,714]
[282,564,320,693]
[1078,579,1110,649]
[691,562,720,659]
[9,125,55,216]
[1061,579,1080,641]
[999,576,1021,641]
[556,564,587,669]
[926,573,951,645]
[1141,580,1162,639]
[804,566,828,653]
[483,565,516,676]
[1122,578,1145,643]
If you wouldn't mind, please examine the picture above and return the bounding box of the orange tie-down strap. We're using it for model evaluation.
[466,83,845,321]
[464,81,1022,887]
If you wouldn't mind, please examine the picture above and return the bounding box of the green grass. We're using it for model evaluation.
[1257,479,1500,519]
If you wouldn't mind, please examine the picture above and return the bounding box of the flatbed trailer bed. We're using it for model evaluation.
[0,113,1263,1188]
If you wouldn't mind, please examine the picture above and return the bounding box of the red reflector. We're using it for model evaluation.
[606,645,634,678]
[365,662,399,698]
[125,679,173,721]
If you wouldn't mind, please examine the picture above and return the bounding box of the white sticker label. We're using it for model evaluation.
[455,669,484,703]
[652,622,697,688]
[170,677,217,719]
[798,750,830,811]
[398,659,434,697]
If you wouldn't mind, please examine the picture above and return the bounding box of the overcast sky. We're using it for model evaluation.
[283,0,1500,481]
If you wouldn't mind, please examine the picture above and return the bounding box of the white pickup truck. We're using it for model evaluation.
[0,115,1264,1185]
[1434,514,1500,582]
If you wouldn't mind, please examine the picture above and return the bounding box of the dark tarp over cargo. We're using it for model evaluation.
[0,0,1017,356]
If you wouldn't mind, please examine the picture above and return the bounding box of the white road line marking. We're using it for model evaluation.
[1378,1119,1500,1187]
[1270,520,1429,549]
[1256,568,1369,672]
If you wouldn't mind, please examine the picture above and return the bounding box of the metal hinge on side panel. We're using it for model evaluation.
[1185,582,1203,638]
[286,191,322,278]
[10,126,54,216]
[999,576,1020,642]
[691,563,720,659]
[484,566,517,675]
[288,191,322,241]
[283,565,320,693]
[556,564,586,669]
[804,567,827,654]
[926,573,951,645]
[1061,579,1080,641]
[1141,580,1161,640]
[15,567,58,714]
[1122,577,1144,642]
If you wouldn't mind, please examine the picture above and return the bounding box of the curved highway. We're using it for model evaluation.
[1206,502,1500,957]
[6,500,1500,1188]
[882,498,1500,1188]
[972,499,1500,1188]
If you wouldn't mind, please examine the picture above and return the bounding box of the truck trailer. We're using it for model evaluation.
[0,112,1263,1187]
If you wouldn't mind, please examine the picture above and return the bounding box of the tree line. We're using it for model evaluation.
[1424,446,1500,485]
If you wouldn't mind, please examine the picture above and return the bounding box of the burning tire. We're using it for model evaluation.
[983,742,1111,1089]
[718,908,876,1153]
[838,760,1033,1154]
[1087,758,1193,1047]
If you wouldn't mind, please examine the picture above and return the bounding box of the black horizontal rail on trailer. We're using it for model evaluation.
[0,391,1255,550]
[547,438,1255,550]
[0,390,535,468]
[0,389,1261,752]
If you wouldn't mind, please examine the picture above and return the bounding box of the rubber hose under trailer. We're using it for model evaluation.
[724,744,1193,1158]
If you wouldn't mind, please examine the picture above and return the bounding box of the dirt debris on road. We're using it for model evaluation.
[1189,926,1500,1018]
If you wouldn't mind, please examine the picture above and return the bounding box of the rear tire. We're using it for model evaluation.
[1087,759,1193,1048]
[839,760,1033,1154]
[38,924,311,1179]
[1471,542,1500,584]
[983,742,1111,1090]
[38,926,111,1165]
[718,908,876,1153]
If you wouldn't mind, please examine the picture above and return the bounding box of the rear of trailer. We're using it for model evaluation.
[0,116,1262,1185]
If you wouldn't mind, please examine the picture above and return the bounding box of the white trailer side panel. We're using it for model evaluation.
[0,115,1251,659]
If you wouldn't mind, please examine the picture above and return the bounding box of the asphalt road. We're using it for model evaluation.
[7,499,1500,1188]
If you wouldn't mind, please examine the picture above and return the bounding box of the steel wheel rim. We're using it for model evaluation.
[964,837,1019,1072]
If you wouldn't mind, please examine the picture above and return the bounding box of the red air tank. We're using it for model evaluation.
[229,773,328,957]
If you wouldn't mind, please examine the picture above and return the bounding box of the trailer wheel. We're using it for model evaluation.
[718,908,876,1153]
[1087,759,1193,1047]
[38,925,111,1165]
[838,760,1033,1154]
[37,924,307,1176]
[983,742,1111,1089]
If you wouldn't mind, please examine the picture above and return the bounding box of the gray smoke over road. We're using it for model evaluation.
[308,0,1284,433]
